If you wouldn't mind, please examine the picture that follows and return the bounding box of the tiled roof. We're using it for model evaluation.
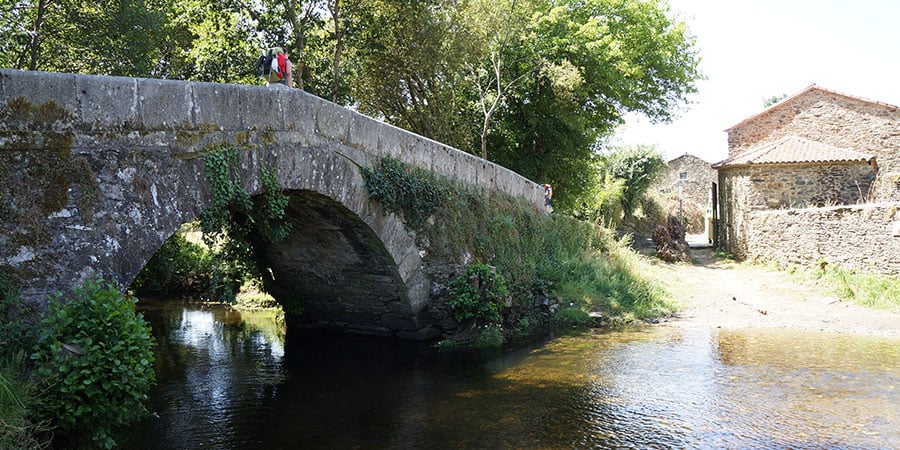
[725,84,900,132]
[712,136,875,168]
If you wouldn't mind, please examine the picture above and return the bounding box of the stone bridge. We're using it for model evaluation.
[0,69,543,339]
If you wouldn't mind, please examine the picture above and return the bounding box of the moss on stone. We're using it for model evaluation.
[234,131,252,145]
[259,131,278,146]
[0,98,97,245]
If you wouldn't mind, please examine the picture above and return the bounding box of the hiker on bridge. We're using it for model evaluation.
[258,47,293,88]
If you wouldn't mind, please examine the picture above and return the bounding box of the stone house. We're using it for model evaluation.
[652,153,716,233]
[713,85,900,273]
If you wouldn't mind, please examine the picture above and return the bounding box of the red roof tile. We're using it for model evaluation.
[712,136,875,168]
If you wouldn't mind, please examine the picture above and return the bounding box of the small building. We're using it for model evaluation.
[713,85,900,273]
[652,154,716,234]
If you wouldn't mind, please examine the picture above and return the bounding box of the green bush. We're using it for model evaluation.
[361,156,449,230]
[199,145,292,302]
[448,263,509,323]
[473,324,505,350]
[31,278,156,449]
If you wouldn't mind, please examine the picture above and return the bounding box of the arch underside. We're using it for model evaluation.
[256,190,422,336]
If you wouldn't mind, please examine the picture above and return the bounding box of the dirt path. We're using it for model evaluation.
[647,248,900,338]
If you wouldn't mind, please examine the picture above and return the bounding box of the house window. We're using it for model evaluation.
[679,172,688,181]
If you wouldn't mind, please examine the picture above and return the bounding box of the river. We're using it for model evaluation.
[122,299,900,449]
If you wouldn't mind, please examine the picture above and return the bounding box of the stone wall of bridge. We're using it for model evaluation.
[0,69,544,339]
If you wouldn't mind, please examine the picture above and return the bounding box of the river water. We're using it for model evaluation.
[123,300,900,449]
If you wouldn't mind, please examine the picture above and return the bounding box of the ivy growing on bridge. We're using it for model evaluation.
[199,145,291,300]
[360,156,449,230]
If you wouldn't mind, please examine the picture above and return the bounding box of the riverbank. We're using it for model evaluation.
[644,249,900,338]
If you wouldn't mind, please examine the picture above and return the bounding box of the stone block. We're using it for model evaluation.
[0,70,79,121]
[429,143,459,181]
[453,151,479,186]
[137,78,193,130]
[476,160,497,191]
[494,166,518,196]
[348,112,381,154]
[191,81,243,130]
[403,135,435,172]
[375,123,410,160]
[282,89,321,137]
[316,100,352,144]
[75,74,139,130]
[396,326,441,341]
[241,84,284,131]
[380,313,419,331]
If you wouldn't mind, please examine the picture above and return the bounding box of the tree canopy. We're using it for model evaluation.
[0,0,701,211]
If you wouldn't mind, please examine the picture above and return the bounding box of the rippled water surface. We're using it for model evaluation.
[124,300,900,449]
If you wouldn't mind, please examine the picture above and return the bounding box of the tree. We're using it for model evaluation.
[763,93,788,108]
[463,0,536,160]
[351,0,479,150]
[0,0,170,75]
[599,144,667,216]
[488,0,701,210]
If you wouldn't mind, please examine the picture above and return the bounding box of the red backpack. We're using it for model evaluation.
[259,47,287,83]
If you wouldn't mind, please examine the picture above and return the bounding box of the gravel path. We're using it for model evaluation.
[648,248,900,338]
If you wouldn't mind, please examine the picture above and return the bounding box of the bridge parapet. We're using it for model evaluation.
[0,69,543,206]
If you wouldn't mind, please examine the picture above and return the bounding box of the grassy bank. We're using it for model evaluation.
[363,157,675,344]
[787,263,900,312]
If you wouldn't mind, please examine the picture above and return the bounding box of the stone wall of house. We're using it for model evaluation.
[726,88,900,202]
[718,162,874,257]
[745,203,900,275]
[652,154,716,233]
[653,154,716,208]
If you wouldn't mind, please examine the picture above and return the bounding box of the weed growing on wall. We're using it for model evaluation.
[31,278,155,449]
[199,145,291,300]
[447,263,509,323]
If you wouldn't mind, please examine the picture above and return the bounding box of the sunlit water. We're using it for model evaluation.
[124,300,900,449]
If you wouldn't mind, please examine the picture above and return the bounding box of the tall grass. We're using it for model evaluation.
[0,274,50,449]
[0,352,51,450]
[798,264,900,312]
[408,165,674,327]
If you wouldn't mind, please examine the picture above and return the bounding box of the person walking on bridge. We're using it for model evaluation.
[258,47,293,88]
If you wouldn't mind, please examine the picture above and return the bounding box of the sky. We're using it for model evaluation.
[612,0,900,164]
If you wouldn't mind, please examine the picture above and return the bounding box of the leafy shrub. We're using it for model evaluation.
[200,145,291,300]
[600,145,667,216]
[31,278,156,449]
[448,263,509,323]
[473,323,504,350]
[363,156,672,339]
